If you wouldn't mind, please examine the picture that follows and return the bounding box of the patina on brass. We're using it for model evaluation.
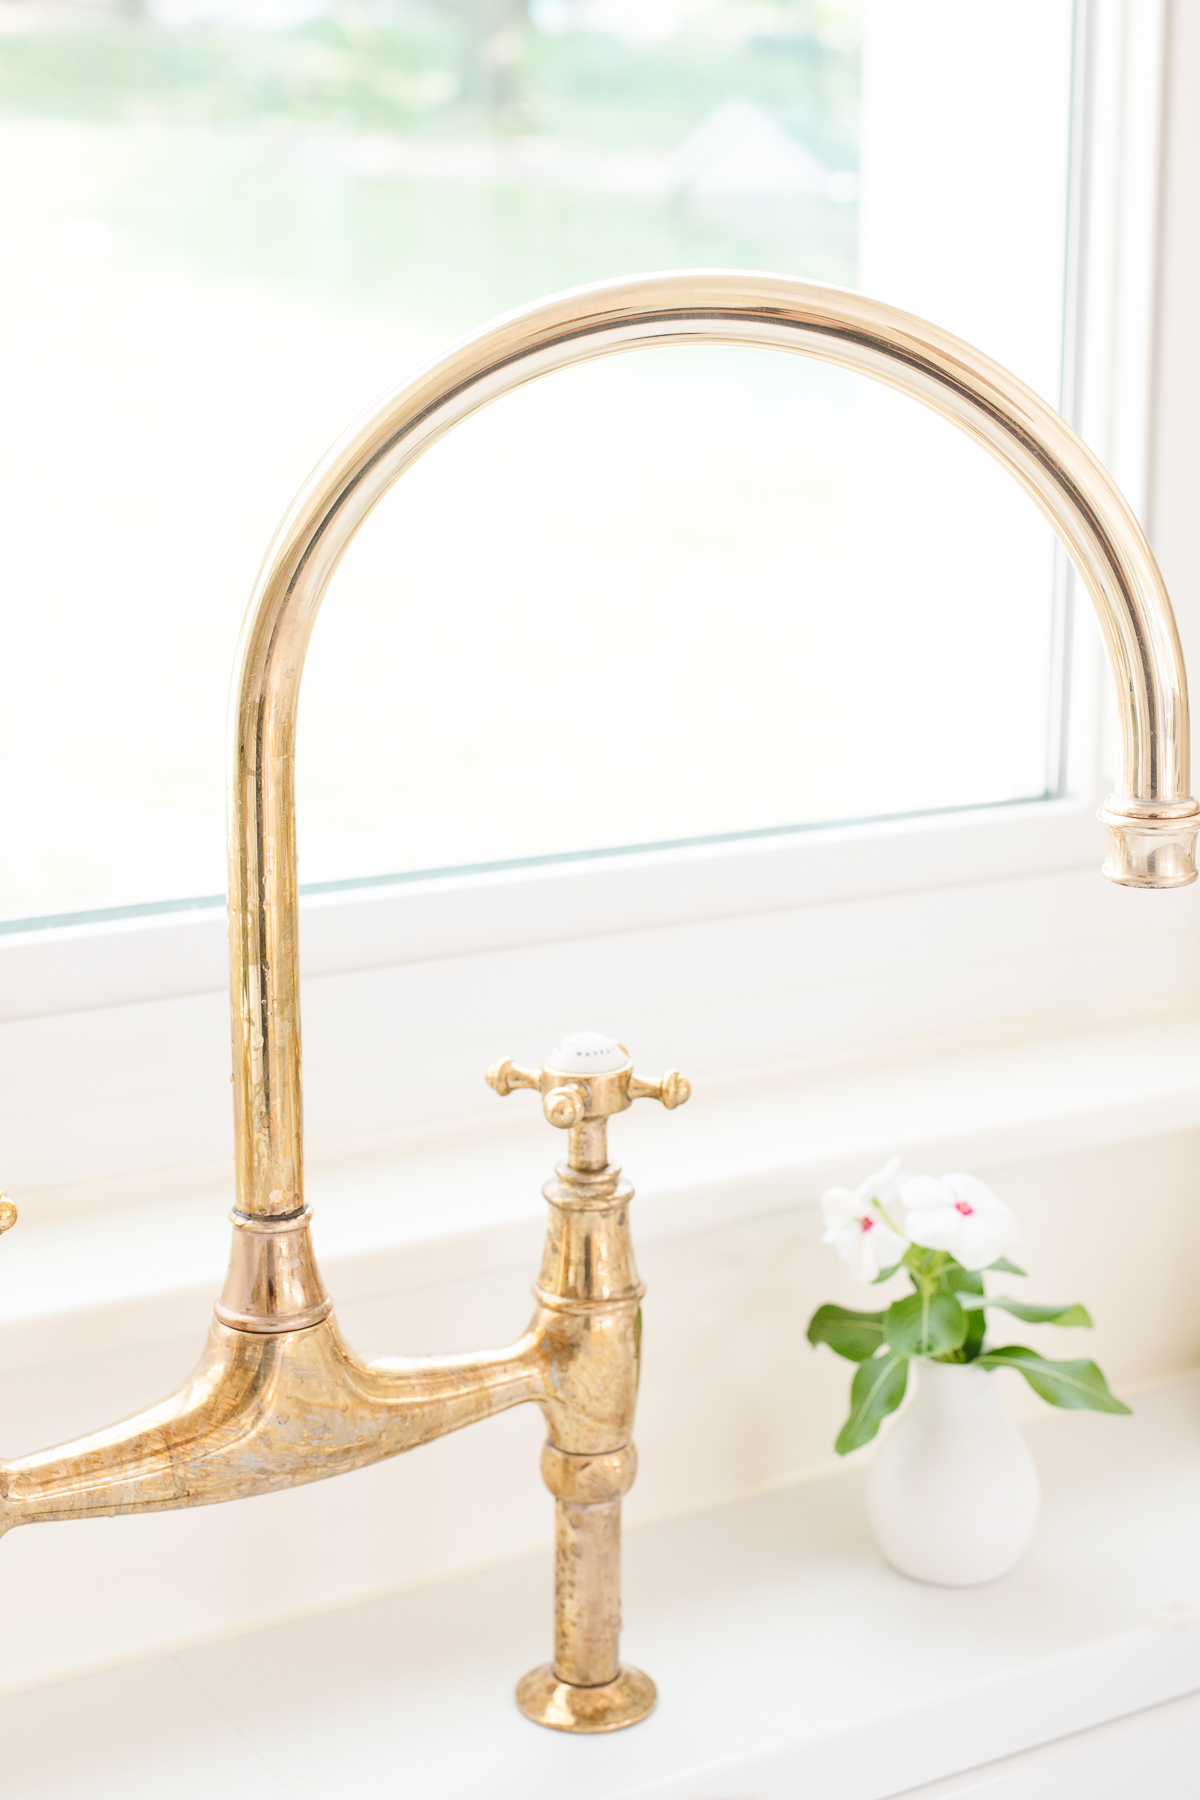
[0,272,1196,1732]
[487,1035,689,1726]
[0,1035,676,1732]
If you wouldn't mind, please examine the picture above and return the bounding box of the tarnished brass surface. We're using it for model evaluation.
[3,273,1195,1733]
[516,1664,657,1733]
[1,1317,544,1527]
[488,1036,662,1725]
[0,1034,678,1732]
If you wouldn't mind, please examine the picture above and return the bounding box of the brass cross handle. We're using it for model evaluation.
[0,1198,16,1237]
[486,1031,690,1130]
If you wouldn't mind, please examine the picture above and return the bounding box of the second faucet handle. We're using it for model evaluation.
[486,1031,690,1131]
[627,1069,691,1110]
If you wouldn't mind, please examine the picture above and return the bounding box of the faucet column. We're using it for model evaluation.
[531,1133,646,1726]
[486,1032,689,1732]
[544,1447,636,1684]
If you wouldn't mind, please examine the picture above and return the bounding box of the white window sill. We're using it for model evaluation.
[0,796,1111,1020]
[5,995,1199,1373]
[4,1368,1199,1798]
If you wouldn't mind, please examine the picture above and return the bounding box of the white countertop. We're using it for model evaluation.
[6,1370,1200,1799]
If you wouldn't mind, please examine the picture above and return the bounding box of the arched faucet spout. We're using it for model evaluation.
[228,270,1198,1224]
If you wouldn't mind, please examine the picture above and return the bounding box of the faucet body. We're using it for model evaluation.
[1,1038,674,1731]
[0,272,1196,1730]
[1,1321,543,1521]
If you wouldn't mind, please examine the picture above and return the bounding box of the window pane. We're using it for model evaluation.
[296,350,1058,880]
[0,0,1071,923]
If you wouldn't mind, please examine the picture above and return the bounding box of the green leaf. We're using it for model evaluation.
[975,1345,1131,1414]
[835,1351,909,1454]
[988,1256,1027,1276]
[884,1290,968,1358]
[961,1301,987,1361]
[870,1262,903,1285]
[943,1264,985,1359]
[807,1304,887,1362]
[961,1297,1093,1328]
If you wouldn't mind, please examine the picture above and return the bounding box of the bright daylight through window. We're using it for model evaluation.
[0,0,1073,925]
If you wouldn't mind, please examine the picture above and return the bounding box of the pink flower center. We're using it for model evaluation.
[955,1200,975,1216]
[860,1216,875,1232]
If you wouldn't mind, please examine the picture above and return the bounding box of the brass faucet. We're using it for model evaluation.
[1,1027,685,1733]
[0,273,1195,1733]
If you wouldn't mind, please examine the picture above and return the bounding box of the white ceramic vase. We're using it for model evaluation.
[866,1359,1040,1586]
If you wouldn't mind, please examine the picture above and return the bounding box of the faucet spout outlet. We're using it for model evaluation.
[1097,796,1200,888]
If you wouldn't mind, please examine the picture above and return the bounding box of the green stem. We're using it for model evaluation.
[901,1248,955,1308]
[872,1196,906,1238]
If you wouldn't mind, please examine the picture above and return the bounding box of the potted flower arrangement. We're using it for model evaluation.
[807,1157,1129,1586]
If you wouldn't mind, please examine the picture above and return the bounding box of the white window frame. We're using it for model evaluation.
[0,0,1187,1202]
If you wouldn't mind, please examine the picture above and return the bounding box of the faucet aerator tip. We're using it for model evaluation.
[1098,800,1200,888]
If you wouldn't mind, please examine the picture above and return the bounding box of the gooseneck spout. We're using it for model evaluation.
[0,274,1193,1735]
[230,271,1197,1225]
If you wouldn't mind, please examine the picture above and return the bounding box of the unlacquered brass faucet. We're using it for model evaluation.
[0,273,1195,1732]
[3,1026,684,1733]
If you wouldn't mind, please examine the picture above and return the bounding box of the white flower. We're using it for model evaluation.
[821,1155,910,1283]
[900,1172,1020,1271]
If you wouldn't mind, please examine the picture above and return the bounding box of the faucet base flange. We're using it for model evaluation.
[515,1663,656,1733]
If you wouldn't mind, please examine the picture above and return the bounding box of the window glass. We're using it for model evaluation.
[0,0,1071,922]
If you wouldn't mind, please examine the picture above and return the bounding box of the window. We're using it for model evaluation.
[2,0,1075,926]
